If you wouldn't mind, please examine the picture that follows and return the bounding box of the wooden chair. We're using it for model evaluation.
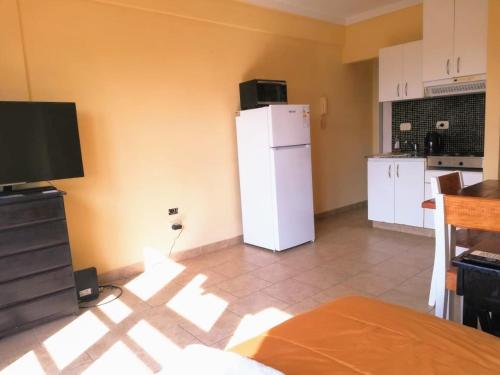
[436,194,500,331]
[429,172,466,319]
[431,172,464,196]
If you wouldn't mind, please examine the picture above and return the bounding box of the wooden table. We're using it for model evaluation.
[422,180,500,210]
[422,180,500,292]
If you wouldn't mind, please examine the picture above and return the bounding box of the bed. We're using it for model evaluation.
[230,296,500,374]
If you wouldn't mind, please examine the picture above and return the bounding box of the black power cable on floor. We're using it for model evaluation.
[78,285,123,309]
[168,228,184,258]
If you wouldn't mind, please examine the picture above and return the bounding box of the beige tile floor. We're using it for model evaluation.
[0,208,435,374]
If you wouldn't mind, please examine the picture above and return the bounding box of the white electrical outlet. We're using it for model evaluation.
[168,207,182,227]
[400,123,412,131]
[436,121,449,130]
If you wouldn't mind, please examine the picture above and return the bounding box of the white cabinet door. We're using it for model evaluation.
[423,183,434,229]
[368,160,395,223]
[454,0,488,77]
[423,0,455,82]
[394,161,425,227]
[379,45,403,102]
[403,41,423,100]
[462,171,483,186]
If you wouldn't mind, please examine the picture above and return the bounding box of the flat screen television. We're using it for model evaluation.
[0,101,84,187]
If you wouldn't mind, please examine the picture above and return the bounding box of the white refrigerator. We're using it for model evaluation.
[235,104,315,251]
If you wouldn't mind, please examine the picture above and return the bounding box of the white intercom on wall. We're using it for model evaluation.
[320,96,328,116]
[320,96,328,129]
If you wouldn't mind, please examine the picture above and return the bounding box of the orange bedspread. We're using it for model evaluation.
[230,296,500,374]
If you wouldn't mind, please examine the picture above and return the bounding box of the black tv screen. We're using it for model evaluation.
[0,102,84,186]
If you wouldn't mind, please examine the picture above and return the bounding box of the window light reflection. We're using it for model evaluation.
[81,341,152,375]
[226,308,292,349]
[43,311,109,370]
[125,254,185,301]
[98,293,133,324]
[166,275,228,332]
[127,320,181,367]
[0,351,45,375]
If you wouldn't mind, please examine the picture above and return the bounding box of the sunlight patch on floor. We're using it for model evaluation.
[143,247,174,272]
[226,308,292,349]
[0,351,45,375]
[127,320,181,367]
[81,341,152,375]
[98,294,133,324]
[125,255,185,301]
[43,311,109,370]
[166,275,228,332]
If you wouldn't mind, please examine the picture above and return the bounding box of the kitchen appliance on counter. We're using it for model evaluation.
[427,153,484,170]
[424,131,443,156]
[235,104,315,251]
[239,79,287,110]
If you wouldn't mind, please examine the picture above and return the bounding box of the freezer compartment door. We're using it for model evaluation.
[269,105,310,147]
[271,145,315,250]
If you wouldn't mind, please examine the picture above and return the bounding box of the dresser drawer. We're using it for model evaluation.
[0,220,69,257]
[0,244,72,283]
[0,289,77,337]
[0,197,65,229]
[0,266,75,309]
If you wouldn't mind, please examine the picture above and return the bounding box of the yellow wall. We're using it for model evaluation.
[0,0,30,99]
[343,5,423,63]
[484,0,500,179]
[0,0,373,274]
[342,5,424,161]
[91,0,345,46]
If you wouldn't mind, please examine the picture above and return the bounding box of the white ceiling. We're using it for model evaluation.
[238,0,422,25]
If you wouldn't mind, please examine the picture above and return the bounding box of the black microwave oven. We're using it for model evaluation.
[239,79,288,110]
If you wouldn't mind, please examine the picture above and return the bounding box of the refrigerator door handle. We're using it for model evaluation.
[272,144,310,150]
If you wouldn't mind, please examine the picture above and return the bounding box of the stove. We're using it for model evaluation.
[427,153,484,170]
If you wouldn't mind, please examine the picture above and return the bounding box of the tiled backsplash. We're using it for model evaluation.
[392,93,485,155]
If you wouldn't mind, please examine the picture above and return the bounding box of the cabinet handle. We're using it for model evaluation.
[397,84,400,97]
[388,165,392,178]
[457,57,461,74]
[446,59,450,75]
[405,82,408,97]
[396,164,400,178]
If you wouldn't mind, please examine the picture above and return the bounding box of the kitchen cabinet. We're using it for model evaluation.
[423,0,488,82]
[368,159,395,223]
[454,0,488,77]
[379,41,423,102]
[379,46,403,103]
[368,158,425,226]
[394,160,425,227]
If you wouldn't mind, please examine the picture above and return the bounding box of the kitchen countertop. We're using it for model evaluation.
[366,152,427,160]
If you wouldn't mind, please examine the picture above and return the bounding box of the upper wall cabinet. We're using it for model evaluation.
[379,41,423,102]
[423,0,488,82]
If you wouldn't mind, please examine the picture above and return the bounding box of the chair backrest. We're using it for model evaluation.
[431,172,464,196]
[444,195,500,233]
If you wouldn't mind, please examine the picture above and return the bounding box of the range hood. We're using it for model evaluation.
[424,74,486,97]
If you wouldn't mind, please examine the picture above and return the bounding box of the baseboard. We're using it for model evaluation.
[98,234,243,284]
[372,221,434,237]
[171,235,243,261]
[315,201,367,220]
[99,201,367,284]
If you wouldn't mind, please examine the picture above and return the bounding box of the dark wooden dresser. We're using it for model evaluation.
[0,188,78,337]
